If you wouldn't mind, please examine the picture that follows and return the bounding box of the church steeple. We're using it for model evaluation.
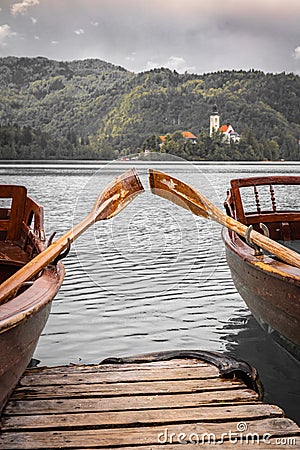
[210,104,220,136]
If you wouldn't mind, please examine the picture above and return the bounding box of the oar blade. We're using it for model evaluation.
[148,168,209,218]
[94,168,145,221]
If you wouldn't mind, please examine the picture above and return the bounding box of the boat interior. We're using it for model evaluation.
[0,185,45,284]
[224,176,300,254]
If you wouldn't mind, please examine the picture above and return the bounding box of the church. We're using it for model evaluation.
[209,105,240,142]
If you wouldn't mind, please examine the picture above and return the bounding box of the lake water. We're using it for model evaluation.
[1,160,299,425]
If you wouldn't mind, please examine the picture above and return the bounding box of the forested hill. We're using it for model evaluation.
[0,56,299,160]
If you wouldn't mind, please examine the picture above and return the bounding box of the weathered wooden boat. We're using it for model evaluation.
[148,170,300,360]
[0,185,65,413]
[0,169,145,414]
[222,176,300,360]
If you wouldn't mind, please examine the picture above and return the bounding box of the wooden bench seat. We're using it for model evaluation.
[0,242,29,265]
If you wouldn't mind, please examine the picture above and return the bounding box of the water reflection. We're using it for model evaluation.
[223,315,300,425]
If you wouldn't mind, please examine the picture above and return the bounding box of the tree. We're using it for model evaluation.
[262,139,280,160]
[96,138,118,160]
[142,134,161,151]
[22,126,32,145]
[238,130,261,160]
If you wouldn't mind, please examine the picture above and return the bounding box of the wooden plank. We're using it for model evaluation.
[20,365,220,386]
[11,378,245,400]
[0,418,298,449]
[0,220,10,232]
[4,389,259,415]
[23,359,211,376]
[1,403,283,431]
[0,242,29,264]
[0,185,26,241]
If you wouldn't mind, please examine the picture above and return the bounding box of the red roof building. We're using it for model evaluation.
[181,131,197,140]
[159,131,197,144]
[219,124,233,133]
[219,124,240,142]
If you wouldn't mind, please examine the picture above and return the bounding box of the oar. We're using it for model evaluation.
[148,169,300,269]
[0,168,144,304]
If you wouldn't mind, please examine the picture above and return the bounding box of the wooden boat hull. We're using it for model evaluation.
[222,228,300,360]
[0,172,143,414]
[0,264,64,413]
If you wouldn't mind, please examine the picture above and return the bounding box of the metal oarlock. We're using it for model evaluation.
[245,223,270,257]
[53,238,71,265]
[245,225,263,256]
[47,231,56,247]
[259,222,270,238]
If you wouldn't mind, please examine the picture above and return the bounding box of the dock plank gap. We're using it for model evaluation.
[0,350,299,449]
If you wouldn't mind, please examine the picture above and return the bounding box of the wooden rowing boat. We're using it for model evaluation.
[148,170,300,360]
[0,185,65,413]
[0,170,145,413]
[222,176,300,360]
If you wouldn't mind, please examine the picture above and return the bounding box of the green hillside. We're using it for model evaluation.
[0,57,299,160]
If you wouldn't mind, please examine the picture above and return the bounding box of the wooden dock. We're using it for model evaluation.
[0,351,299,449]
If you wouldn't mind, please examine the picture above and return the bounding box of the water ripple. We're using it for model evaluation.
[3,161,299,424]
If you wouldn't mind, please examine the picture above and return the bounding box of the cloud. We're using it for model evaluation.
[11,0,39,16]
[0,24,17,47]
[74,28,84,35]
[165,56,196,73]
[293,46,300,60]
[2,0,299,74]
[51,40,59,45]
[147,56,195,73]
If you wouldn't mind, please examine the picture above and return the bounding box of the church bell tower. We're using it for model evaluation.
[210,104,220,136]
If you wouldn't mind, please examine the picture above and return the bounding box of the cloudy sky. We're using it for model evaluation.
[0,0,300,74]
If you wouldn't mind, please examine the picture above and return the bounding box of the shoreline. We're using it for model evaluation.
[1,159,300,168]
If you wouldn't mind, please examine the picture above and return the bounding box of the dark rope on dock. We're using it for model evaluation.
[100,349,264,400]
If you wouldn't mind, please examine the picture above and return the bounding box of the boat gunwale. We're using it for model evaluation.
[0,262,65,334]
[222,226,300,282]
